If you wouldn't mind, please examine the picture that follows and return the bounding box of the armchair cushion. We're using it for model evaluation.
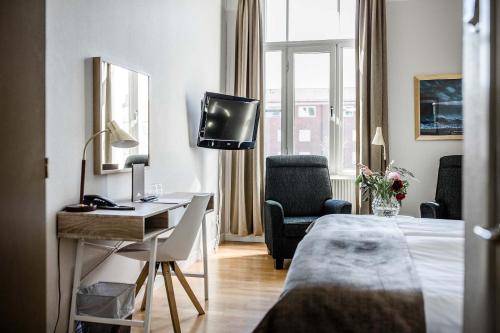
[420,202,446,219]
[283,216,320,237]
[323,199,352,214]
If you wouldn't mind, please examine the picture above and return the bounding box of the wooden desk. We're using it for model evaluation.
[57,192,214,333]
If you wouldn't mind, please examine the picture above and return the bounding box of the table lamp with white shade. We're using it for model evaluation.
[371,126,387,171]
[65,120,139,212]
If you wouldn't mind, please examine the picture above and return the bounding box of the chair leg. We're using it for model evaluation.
[135,262,149,296]
[141,263,159,311]
[161,262,181,333]
[275,258,284,270]
[172,262,205,315]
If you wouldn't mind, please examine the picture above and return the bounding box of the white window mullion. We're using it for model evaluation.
[285,0,289,42]
[285,47,294,155]
[335,42,344,174]
[281,47,288,155]
[283,0,290,155]
[327,42,336,174]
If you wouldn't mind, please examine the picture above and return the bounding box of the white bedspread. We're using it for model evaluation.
[397,217,464,333]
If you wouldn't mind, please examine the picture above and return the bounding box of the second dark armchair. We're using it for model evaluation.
[264,155,352,269]
[420,155,462,220]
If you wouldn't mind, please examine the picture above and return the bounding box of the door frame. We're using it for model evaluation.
[0,0,46,331]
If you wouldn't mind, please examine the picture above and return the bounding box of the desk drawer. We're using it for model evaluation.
[58,214,145,242]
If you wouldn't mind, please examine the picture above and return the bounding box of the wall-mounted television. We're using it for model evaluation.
[197,92,261,150]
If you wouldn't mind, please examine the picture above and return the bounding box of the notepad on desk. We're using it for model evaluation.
[155,198,190,205]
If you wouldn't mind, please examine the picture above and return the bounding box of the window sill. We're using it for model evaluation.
[330,174,356,180]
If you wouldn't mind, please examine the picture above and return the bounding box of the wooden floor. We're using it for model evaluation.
[132,242,288,333]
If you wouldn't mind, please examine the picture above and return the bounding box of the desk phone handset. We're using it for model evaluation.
[83,194,135,211]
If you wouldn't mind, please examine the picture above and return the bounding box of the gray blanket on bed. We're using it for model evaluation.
[253,215,425,333]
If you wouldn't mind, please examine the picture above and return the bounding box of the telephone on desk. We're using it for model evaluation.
[83,195,135,211]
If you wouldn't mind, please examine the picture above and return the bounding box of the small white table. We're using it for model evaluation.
[57,192,214,333]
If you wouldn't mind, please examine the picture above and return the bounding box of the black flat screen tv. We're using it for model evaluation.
[197,92,261,150]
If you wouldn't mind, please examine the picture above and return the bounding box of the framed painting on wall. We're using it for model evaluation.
[414,74,463,140]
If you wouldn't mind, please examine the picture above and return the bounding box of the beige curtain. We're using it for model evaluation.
[355,0,389,214]
[220,0,264,236]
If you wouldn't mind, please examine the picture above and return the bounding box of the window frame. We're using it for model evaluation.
[264,43,354,175]
[263,1,355,175]
[335,42,356,176]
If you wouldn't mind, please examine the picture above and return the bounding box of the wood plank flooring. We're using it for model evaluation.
[132,242,289,333]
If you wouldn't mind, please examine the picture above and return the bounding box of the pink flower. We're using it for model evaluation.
[388,172,401,181]
[361,166,373,177]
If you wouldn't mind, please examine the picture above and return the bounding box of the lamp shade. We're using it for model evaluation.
[371,127,385,146]
[107,120,139,148]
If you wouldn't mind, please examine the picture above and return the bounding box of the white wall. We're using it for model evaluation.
[46,0,222,331]
[387,0,463,216]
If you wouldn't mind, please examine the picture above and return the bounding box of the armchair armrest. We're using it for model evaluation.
[420,201,446,219]
[264,200,285,239]
[323,199,352,214]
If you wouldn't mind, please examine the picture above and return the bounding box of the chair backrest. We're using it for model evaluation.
[265,155,332,216]
[160,195,211,261]
[435,155,462,220]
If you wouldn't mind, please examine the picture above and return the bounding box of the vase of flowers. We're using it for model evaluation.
[355,161,416,218]
[371,194,401,217]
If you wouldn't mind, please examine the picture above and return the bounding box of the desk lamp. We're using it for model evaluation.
[371,126,387,171]
[65,120,139,212]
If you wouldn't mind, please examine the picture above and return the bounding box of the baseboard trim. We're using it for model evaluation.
[222,233,265,243]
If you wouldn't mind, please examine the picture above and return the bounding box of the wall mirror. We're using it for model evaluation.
[93,57,150,174]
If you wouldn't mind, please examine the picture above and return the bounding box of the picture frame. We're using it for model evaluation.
[414,74,463,141]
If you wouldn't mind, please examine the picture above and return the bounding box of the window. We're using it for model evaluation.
[298,129,311,142]
[266,110,281,117]
[265,0,356,42]
[264,0,356,175]
[340,46,356,173]
[264,51,282,157]
[298,106,317,117]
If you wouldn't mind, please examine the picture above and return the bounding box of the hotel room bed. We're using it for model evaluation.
[254,215,464,333]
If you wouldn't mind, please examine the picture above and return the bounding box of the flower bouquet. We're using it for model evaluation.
[355,161,416,217]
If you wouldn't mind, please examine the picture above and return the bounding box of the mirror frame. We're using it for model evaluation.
[92,57,151,175]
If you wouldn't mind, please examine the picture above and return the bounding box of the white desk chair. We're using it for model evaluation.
[117,194,211,333]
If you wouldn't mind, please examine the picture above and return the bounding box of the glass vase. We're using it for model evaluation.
[372,195,400,218]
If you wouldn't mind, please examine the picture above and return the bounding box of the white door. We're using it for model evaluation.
[462,0,500,331]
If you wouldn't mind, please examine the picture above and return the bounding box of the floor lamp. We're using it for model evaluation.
[65,120,139,212]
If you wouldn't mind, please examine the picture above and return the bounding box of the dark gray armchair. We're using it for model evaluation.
[420,155,462,220]
[264,155,352,269]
